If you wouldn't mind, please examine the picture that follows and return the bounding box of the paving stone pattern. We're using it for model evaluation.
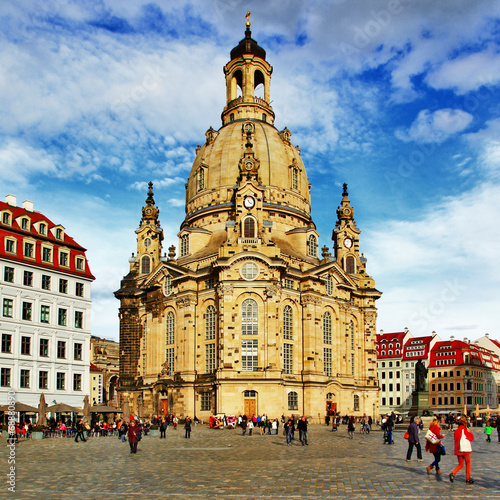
[1,425,499,499]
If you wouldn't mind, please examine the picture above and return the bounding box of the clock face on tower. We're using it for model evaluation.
[244,196,255,209]
[344,237,353,248]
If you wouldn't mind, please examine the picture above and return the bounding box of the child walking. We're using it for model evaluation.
[484,422,493,443]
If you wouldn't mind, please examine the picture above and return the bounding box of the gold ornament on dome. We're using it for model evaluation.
[245,11,251,28]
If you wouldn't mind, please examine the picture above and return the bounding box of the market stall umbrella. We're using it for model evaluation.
[46,402,81,414]
[0,402,38,413]
[122,396,130,420]
[90,404,122,413]
[37,393,47,426]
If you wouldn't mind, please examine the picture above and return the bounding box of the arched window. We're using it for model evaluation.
[205,305,216,340]
[323,312,332,344]
[166,312,175,345]
[307,235,317,257]
[180,234,189,257]
[141,255,150,274]
[326,393,334,399]
[325,275,333,295]
[288,391,298,410]
[198,168,205,191]
[241,299,258,335]
[292,168,298,190]
[243,216,256,238]
[283,305,293,340]
[354,394,360,411]
[346,255,355,274]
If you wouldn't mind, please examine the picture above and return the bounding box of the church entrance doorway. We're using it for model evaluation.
[161,399,168,416]
[244,390,257,416]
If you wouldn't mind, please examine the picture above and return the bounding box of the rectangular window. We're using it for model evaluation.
[59,279,68,294]
[457,396,461,404]
[0,368,11,387]
[58,308,67,326]
[40,305,50,323]
[2,212,10,224]
[241,339,258,371]
[21,336,31,355]
[1,334,12,353]
[3,299,13,317]
[283,343,293,374]
[201,392,211,411]
[41,275,51,290]
[382,384,386,392]
[165,347,175,375]
[59,252,68,267]
[56,372,65,390]
[75,311,83,329]
[22,302,32,321]
[42,247,52,262]
[389,383,393,391]
[39,338,49,357]
[324,347,332,377]
[204,279,214,289]
[381,397,386,406]
[75,282,84,297]
[24,242,34,258]
[456,382,461,390]
[206,343,216,374]
[73,374,82,391]
[351,353,355,377]
[57,341,66,359]
[142,353,147,374]
[39,371,48,390]
[4,266,14,283]
[20,369,30,388]
[74,343,82,361]
[76,257,84,270]
[283,278,294,289]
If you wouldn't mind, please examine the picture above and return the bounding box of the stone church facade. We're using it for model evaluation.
[116,22,381,421]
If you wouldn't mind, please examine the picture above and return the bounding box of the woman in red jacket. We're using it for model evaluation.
[449,415,475,484]
[425,417,445,475]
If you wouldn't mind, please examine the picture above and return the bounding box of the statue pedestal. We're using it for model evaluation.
[409,390,431,416]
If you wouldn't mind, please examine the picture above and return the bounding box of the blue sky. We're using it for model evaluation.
[1,0,500,341]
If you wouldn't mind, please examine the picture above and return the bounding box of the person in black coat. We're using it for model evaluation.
[406,416,422,461]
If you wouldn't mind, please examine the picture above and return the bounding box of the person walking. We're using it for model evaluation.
[127,419,141,454]
[119,420,128,443]
[160,417,167,439]
[425,417,445,474]
[297,415,308,445]
[74,419,87,443]
[184,416,192,439]
[347,416,355,439]
[449,415,475,484]
[241,414,248,435]
[285,418,294,446]
[247,419,254,436]
[406,416,423,462]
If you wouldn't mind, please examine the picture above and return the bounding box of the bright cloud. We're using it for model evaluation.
[396,109,473,143]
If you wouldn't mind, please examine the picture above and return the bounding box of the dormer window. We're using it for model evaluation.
[307,235,317,257]
[76,257,84,271]
[2,212,10,225]
[59,251,69,267]
[5,239,15,253]
[180,234,189,257]
[21,218,29,230]
[39,223,46,235]
[56,228,63,240]
[198,167,205,191]
[292,168,298,190]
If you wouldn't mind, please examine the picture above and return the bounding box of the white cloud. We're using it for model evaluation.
[426,48,500,94]
[366,182,500,338]
[464,118,500,179]
[396,109,473,144]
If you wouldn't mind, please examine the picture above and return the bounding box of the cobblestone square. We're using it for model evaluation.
[2,426,499,499]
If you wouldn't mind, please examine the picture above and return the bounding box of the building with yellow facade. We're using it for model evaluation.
[116,21,381,422]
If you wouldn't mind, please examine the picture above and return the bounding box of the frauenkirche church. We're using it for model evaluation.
[116,18,381,421]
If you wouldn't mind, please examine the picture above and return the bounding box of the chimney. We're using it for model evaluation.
[404,327,409,333]
[22,200,34,212]
[485,333,489,338]
[379,329,384,334]
[463,337,468,343]
[5,194,16,207]
[450,336,455,341]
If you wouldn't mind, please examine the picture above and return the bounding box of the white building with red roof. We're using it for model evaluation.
[376,328,413,413]
[401,332,440,410]
[0,194,94,409]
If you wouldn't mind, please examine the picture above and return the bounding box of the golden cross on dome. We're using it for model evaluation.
[245,11,251,28]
